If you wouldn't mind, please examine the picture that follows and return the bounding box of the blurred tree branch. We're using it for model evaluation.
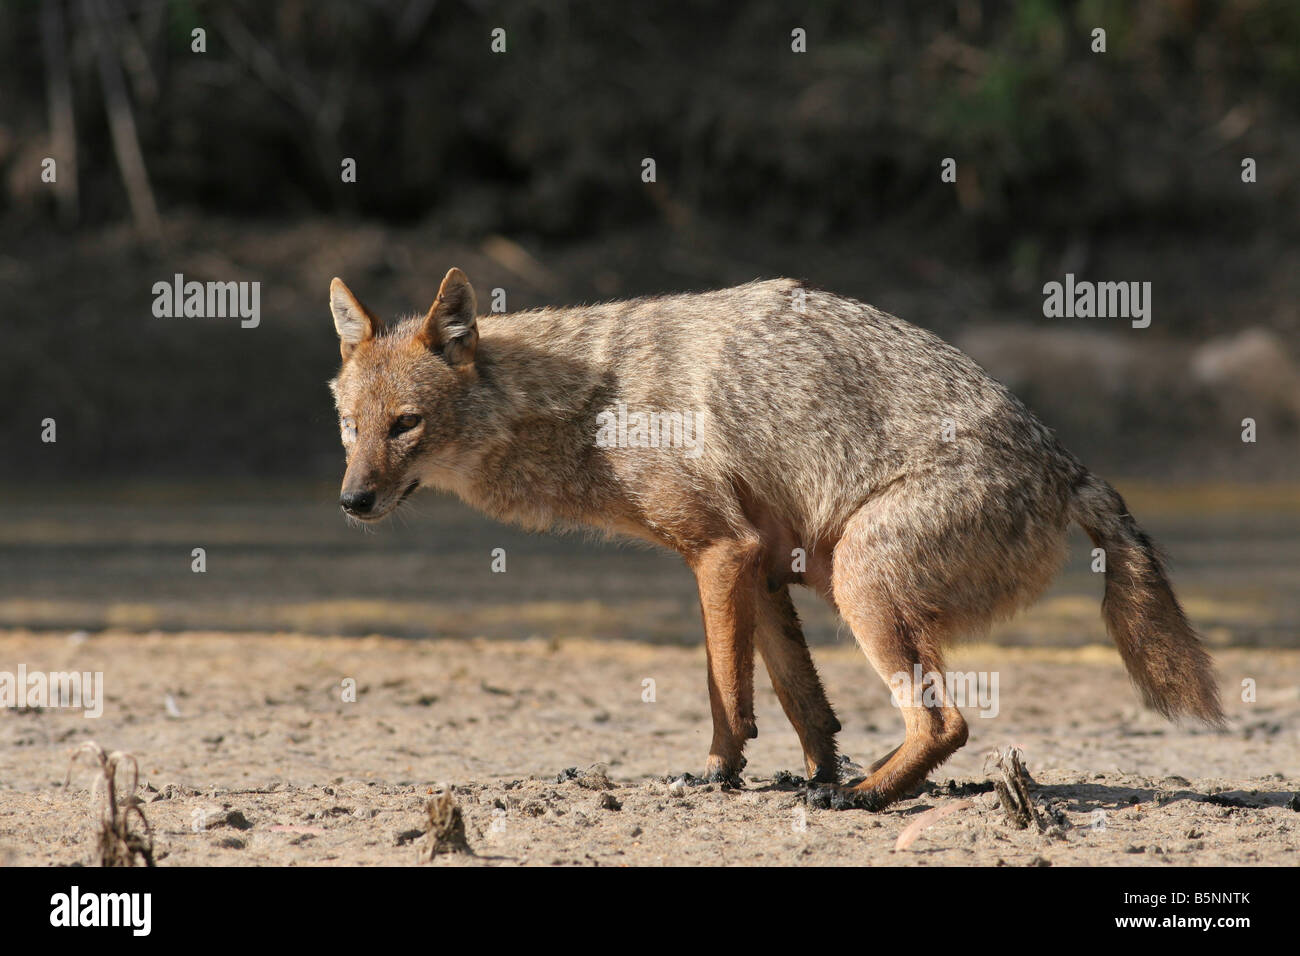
[83,0,161,241]
[40,0,79,224]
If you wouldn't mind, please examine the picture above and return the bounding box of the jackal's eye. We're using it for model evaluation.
[389,413,422,438]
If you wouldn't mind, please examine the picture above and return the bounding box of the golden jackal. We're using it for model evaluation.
[328,269,1223,810]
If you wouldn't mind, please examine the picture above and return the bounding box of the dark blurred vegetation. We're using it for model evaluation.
[0,0,1297,481]
[5,0,1299,241]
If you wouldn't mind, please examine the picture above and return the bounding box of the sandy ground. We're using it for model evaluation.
[0,630,1297,867]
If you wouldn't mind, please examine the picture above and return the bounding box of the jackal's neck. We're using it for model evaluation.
[431,314,616,531]
[476,310,604,415]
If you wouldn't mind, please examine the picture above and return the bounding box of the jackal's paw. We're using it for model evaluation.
[705,769,745,790]
[704,754,747,790]
[804,782,887,812]
[806,759,841,785]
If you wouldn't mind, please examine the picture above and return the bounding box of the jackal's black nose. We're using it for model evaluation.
[340,490,376,515]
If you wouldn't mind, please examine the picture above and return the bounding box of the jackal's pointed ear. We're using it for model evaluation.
[420,267,478,369]
[330,278,382,361]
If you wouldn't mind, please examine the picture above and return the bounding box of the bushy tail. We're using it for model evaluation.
[1071,473,1224,726]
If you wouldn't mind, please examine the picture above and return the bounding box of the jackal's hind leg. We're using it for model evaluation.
[810,503,972,810]
[813,604,968,810]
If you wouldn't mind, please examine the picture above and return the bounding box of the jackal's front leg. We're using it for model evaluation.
[692,538,761,784]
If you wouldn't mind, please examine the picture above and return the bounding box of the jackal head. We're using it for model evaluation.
[327,268,480,522]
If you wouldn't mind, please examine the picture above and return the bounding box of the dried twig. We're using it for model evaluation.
[985,746,1044,832]
[66,741,154,867]
[418,789,473,861]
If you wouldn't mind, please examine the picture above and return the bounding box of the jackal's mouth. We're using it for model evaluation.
[353,480,419,523]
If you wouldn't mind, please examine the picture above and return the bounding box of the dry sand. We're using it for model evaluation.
[0,630,1296,866]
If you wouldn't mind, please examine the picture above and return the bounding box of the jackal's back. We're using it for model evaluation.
[488,279,1081,540]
